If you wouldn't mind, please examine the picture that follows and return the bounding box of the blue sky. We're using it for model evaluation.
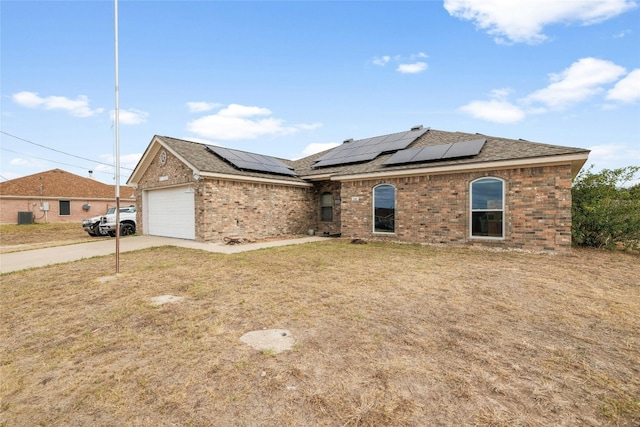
[1,0,639,185]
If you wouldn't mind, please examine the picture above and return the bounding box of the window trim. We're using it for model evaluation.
[469,177,505,240]
[372,184,396,234]
[320,192,333,222]
[59,200,71,216]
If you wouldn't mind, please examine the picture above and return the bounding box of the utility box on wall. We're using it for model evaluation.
[18,211,34,225]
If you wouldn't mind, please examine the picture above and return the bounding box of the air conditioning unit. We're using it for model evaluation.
[18,212,34,225]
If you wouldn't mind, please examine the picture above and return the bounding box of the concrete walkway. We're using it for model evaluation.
[0,235,327,274]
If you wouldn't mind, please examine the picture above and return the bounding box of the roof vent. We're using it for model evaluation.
[411,125,423,131]
[343,138,354,144]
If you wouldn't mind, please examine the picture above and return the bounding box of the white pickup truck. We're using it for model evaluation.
[98,205,137,237]
[82,206,130,236]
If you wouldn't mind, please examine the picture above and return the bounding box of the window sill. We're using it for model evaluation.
[470,235,504,240]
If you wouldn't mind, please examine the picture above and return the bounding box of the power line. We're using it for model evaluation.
[0,147,129,179]
[0,130,134,171]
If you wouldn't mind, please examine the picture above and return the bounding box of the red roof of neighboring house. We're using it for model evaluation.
[0,169,135,199]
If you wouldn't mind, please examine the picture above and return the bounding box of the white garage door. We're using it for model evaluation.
[147,186,195,239]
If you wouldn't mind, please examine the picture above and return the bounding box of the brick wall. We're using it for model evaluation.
[312,181,342,236]
[197,179,315,241]
[0,197,124,224]
[338,165,573,252]
[134,147,195,235]
[135,146,574,251]
[135,147,316,242]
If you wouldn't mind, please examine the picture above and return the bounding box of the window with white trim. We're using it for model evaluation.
[373,184,395,233]
[470,178,504,238]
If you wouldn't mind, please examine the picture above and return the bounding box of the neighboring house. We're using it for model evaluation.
[0,169,135,224]
[127,126,590,252]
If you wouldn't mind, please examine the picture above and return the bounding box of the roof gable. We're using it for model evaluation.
[129,136,307,186]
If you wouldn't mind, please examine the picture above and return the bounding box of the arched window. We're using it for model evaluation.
[470,177,504,238]
[320,192,333,221]
[373,184,395,233]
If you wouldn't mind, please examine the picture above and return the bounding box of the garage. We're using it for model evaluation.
[146,186,195,239]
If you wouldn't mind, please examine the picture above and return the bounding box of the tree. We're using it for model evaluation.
[571,166,640,250]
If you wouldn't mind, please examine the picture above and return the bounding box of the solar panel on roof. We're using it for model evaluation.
[314,152,379,168]
[205,145,296,176]
[350,145,378,156]
[380,138,421,152]
[383,139,486,166]
[313,126,429,168]
[384,144,453,165]
[365,135,389,146]
[233,150,258,162]
[441,139,486,159]
[382,147,422,165]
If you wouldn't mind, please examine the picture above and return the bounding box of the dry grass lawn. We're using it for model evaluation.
[1,229,639,426]
[0,223,98,253]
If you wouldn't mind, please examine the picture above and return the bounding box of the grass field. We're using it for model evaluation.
[0,223,97,253]
[1,225,639,426]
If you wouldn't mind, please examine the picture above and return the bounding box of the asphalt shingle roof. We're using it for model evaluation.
[158,136,304,183]
[292,129,590,177]
[155,128,589,182]
[0,169,135,198]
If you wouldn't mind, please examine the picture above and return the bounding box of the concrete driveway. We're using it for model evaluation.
[0,235,327,274]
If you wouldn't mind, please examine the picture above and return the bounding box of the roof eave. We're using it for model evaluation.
[299,152,590,182]
[199,172,312,187]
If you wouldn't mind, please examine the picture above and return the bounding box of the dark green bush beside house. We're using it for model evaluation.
[571,166,640,250]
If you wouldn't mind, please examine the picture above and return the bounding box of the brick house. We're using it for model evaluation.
[127,126,589,252]
[0,169,136,224]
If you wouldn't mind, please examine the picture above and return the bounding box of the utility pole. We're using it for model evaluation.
[114,0,121,273]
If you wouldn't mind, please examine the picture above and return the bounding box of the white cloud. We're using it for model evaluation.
[459,58,633,123]
[186,101,221,113]
[120,153,143,169]
[372,56,391,66]
[110,108,149,125]
[300,142,340,157]
[525,57,626,110]
[613,29,631,38]
[397,62,428,74]
[588,143,640,170]
[459,99,525,123]
[444,0,637,44]
[186,103,318,140]
[217,104,272,118]
[459,88,526,123]
[296,122,323,131]
[12,91,43,108]
[371,53,429,74]
[12,91,104,117]
[606,69,640,103]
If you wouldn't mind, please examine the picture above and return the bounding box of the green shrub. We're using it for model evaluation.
[571,166,640,250]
